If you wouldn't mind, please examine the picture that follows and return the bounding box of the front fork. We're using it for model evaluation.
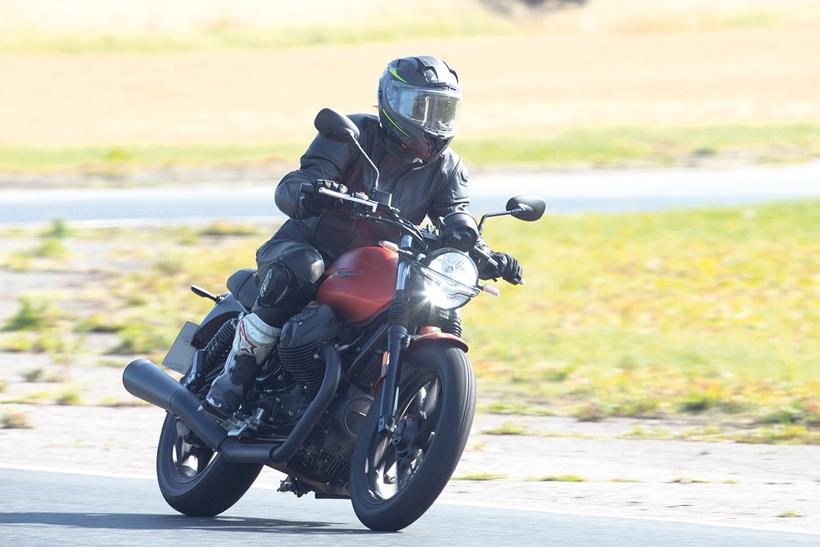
[378,235,413,433]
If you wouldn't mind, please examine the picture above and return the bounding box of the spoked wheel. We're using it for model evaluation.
[367,377,441,499]
[171,430,215,479]
[156,413,262,517]
[351,344,476,531]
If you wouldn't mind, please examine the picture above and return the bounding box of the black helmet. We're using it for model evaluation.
[377,56,461,161]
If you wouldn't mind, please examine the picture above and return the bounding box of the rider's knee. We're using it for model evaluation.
[254,243,324,326]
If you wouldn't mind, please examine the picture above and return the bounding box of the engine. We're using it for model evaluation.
[278,303,342,390]
[288,383,373,490]
[273,303,376,491]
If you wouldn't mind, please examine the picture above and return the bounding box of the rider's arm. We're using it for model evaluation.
[275,133,353,219]
[428,157,523,285]
[427,158,470,223]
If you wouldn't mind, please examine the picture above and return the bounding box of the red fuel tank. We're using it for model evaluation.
[316,246,398,324]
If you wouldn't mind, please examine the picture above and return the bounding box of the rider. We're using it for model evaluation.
[206,55,523,413]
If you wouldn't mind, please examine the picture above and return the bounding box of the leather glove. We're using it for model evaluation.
[480,252,524,285]
[301,179,348,215]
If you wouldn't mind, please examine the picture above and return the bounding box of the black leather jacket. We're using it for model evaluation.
[273,114,471,263]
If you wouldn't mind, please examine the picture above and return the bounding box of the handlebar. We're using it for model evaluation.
[315,186,379,212]
[301,182,497,268]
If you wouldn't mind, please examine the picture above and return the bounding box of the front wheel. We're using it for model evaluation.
[350,344,476,531]
[156,413,262,516]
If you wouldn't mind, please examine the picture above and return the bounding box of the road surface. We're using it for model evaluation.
[0,467,816,546]
[1,162,819,224]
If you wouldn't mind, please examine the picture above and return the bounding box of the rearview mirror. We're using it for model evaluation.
[506,195,546,222]
[314,108,360,144]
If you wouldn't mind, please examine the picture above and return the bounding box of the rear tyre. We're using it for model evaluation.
[350,344,476,531]
[156,413,262,516]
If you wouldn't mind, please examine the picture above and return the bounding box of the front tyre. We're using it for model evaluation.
[156,413,262,516]
[350,344,476,531]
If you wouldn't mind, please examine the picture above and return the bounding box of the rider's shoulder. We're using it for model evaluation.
[437,147,467,182]
[347,113,379,132]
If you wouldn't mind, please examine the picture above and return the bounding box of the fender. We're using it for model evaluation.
[406,331,468,353]
[191,293,246,349]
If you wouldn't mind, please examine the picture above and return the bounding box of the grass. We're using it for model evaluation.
[2,298,57,331]
[777,511,804,518]
[1,409,33,429]
[55,388,82,406]
[470,200,820,428]
[0,16,511,55]
[2,201,818,429]
[453,472,509,481]
[669,477,710,484]
[0,143,304,174]
[21,368,45,382]
[458,124,820,167]
[531,474,588,483]
[482,422,528,435]
[2,124,820,175]
[483,401,552,416]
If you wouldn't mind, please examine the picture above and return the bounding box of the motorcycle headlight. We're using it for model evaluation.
[421,250,479,310]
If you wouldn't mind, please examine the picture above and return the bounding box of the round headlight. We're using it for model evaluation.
[423,251,479,310]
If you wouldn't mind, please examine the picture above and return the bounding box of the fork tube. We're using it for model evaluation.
[378,235,413,432]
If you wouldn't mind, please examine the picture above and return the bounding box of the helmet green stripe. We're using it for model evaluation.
[388,67,409,84]
[381,108,410,137]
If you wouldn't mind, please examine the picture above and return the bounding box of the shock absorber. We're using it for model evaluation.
[203,317,237,370]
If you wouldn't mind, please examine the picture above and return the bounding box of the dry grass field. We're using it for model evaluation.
[1,1,819,151]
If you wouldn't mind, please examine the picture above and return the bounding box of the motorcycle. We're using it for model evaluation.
[122,108,546,531]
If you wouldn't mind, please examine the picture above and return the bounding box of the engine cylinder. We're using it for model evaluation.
[278,303,342,390]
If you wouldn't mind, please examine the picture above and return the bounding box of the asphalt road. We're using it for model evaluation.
[0,468,817,546]
[2,162,820,224]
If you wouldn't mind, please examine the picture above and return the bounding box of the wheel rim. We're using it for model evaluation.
[364,372,443,501]
[169,419,215,483]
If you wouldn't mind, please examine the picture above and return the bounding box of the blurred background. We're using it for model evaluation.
[0,0,818,528]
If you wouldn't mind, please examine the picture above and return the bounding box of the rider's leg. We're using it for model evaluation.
[206,241,325,413]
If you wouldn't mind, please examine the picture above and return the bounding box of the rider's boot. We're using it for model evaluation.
[206,313,280,415]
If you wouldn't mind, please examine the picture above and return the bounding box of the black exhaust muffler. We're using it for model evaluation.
[122,343,341,466]
[122,358,227,449]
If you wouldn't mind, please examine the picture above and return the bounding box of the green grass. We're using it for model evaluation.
[469,200,820,426]
[482,422,529,435]
[453,472,509,481]
[0,17,512,55]
[55,388,82,406]
[531,474,587,483]
[456,124,820,167]
[3,201,818,429]
[0,143,304,174]
[3,124,820,175]
[2,298,57,331]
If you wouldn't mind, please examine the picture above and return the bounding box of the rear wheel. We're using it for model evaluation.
[156,413,262,516]
[350,344,476,531]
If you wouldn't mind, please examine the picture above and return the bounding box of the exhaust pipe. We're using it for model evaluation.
[122,344,342,466]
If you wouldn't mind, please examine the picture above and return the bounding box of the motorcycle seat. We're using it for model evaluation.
[226,268,258,310]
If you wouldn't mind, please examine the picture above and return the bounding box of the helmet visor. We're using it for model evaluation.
[384,81,461,136]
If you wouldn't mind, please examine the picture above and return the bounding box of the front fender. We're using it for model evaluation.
[406,331,468,353]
